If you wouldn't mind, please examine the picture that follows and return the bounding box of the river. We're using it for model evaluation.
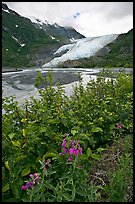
[2,67,133,111]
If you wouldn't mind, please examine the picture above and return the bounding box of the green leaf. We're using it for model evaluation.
[11,184,20,199]
[39,160,44,166]
[60,173,73,181]
[40,127,46,133]
[12,140,21,148]
[86,147,92,157]
[72,185,76,201]
[95,185,104,190]
[106,97,113,100]
[77,189,89,197]
[48,171,56,175]
[44,181,55,191]
[22,129,26,136]
[62,193,72,201]
[5,161,10,171]
[91,153,100,161]
[80,154,89,161]
[21,118,27,123]
[2,167,6,179]
[110,124,115,130]
[44,152,57,158]
[21,166,31,177]
[96,147,107,153]
[98,117,104,122]
[2,183,10,193]
[8,133,15,140]
[41,142,46,145]
[71,129,78,136]
[92,127,103,133]
[15,155,27,164]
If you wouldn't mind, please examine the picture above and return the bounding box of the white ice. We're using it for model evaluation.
[43,34,119,67]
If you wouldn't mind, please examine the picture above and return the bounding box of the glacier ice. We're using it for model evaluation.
[43,34,119,67]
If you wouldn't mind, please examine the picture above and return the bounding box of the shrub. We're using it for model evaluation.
[2,71,133,201]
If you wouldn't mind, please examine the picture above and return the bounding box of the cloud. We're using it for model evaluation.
[4,2,133,37]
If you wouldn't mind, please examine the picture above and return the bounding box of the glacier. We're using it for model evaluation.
[42,34,119,68]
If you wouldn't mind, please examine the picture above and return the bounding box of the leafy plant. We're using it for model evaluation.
[2,70,133,201]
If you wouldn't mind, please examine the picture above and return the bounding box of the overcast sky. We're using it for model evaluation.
[5,2,133,37]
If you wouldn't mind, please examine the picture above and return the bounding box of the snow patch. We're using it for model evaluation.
[16,25,18,27]
[2,8,10,13]
[12,35,19,42]
[20,43,25,47]
[53,23,60,28]
[12,35,25,47]
[51,36,55,40]
[70,38,80,43]
[26,16,50,26]
[44,20,49,25]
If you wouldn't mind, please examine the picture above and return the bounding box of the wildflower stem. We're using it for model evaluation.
[29,188,33,202]
[39,169,46,192]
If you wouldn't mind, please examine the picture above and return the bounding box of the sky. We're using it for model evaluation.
[4,2,133,37]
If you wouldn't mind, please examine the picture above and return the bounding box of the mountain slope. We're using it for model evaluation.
[29,16,85,44]
[2,3,84,68]
[55,29,133,68]
[42,34,119,68]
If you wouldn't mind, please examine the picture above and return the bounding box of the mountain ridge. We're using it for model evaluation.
[2,3,84,68]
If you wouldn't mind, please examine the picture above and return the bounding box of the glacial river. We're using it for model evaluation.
[2,67,132,111]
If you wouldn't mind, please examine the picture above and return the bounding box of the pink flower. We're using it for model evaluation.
[63,147,69,154]
[26,181,34,189]
[21,186,27,190]
[67,156,73,162]
[33,173,37,179]
[116,123,124,129]
[117,123,122,129]
[62,138,67,147]
[71,140,76,146]
[77,143,81,149]
[69,147,76,155]
[59,152,63,156]
[74,149,79,156]
[79,148,82,155]
[35,176,40,184]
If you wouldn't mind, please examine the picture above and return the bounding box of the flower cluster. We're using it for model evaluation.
[116,122,124,129]
[59,137,82,162]
[21,173,40,190]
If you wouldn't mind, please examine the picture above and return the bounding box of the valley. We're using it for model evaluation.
[2,2,133,202]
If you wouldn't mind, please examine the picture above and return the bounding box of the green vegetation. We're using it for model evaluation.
[2,70,133,202]
[2,4,59,68]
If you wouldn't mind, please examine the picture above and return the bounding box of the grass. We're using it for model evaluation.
[89,134,133,202]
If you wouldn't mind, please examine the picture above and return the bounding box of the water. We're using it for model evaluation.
[2,67,133,111]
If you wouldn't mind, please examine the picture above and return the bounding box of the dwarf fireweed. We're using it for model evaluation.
[21,173,40,190]
[59,137,83,162]
[116,123,124,129]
